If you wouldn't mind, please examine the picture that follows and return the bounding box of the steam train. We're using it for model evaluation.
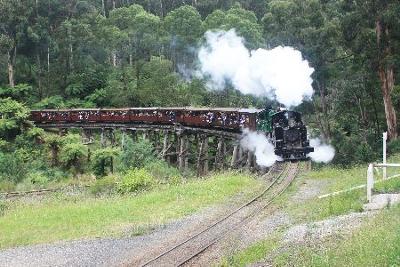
[30,107,313,160]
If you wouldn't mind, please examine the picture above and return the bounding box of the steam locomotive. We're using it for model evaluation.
[30,107,313,160]
[257,109,314,160]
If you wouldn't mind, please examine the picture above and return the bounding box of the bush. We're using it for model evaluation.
[90,175,118,196]
[388,139,400,154]
[28,172,49,186]
[92,147,120,177]
[119,138,155,170]
[0,151,28,183]
[118,168,155,193]
[60,138,87,175]
[144,160,182,184]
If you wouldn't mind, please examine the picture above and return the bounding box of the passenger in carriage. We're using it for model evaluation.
[167,111,176,122]
[206,112,215,124]
[221,112,227,125]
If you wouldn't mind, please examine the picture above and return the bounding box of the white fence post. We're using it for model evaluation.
[383,132,387,180]
[367,164,374,203]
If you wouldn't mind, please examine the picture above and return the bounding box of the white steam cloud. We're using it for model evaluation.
[198,29,314,107]
[240,129,281,167]
[309,138,335,163]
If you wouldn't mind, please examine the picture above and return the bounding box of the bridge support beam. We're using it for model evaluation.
[142,130,148,140]
[214,137,224,170]
[161,130,170,161]
[246,151,254,171]
[100,128,105,147]
[231,144,239,169]
[178,134,189,172]
[203,136,209,175]
[106,129,115,147]
[197,135,209,176]
[121,129,126,149]
[130,129,137,142]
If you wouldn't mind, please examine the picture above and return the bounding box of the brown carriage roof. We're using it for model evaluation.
[31,107,262,113]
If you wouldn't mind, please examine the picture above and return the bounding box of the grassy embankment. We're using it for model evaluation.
[224,154,400,266]
[0,172,262,249]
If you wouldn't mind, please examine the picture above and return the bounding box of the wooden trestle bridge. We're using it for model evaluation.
[35,121,258,176]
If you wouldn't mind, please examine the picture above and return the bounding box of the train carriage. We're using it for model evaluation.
[30,106,313,161]
[70,109,101,122]
[99,108,130,123]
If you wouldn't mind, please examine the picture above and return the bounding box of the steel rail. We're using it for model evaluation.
[0,185,90,199]
[176,162,299,266]
[139,162,290,267]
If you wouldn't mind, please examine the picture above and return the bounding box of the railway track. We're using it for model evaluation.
[0,188,60,199]
[0,185,90,200]
[137,161,299,267]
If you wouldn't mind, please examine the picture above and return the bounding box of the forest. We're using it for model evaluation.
[1,0,400,189]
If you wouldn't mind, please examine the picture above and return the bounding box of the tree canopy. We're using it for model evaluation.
[0,0,399,165]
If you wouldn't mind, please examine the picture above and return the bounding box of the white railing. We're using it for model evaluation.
[319,132,400,202]
[367,163,400,202]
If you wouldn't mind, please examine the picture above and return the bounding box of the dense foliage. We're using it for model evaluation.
[1,0,400,190]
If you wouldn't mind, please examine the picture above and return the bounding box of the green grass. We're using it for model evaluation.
[272,205,400,266]
[0,172,261,249]
[220,234,281,267]
[288,154,400,222]
[224,155,400,266]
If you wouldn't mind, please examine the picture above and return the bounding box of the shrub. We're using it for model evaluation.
[90,175,118,196]
[28,172,49,186]
[60,139,87,175]
[118,168,155,193]
[388,139,400,154]
[144,160,182,184]
[0,151,27,183]
[92,147,120,177]
[119,138,155,170]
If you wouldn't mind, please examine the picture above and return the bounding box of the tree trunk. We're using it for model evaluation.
[160,0,164,18]
[7,48,15,88]
[376,19,398,140]
[378,65,397,139]
[315,80,331,141]
[36,52,43,99]
[112,51,117,67]
[102,0,106,16]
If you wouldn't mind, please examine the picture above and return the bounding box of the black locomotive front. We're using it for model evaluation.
[271,110,314,160]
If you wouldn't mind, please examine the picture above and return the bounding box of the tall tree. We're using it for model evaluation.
[164,5,203,68]
[0,0,34,87]
[342,0,400,139]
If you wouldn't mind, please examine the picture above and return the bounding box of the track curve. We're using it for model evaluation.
[134,162,298,267]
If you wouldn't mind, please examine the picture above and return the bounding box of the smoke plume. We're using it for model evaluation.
[240,129,281,167]
[309,138,335,163]
[198,29,314,107]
